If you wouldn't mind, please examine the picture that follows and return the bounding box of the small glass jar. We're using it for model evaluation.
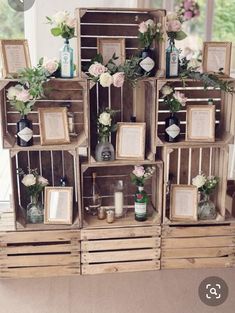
[106,209,115,223]
[97,207,106,220]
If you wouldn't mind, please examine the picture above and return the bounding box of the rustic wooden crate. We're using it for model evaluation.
[81,161,163,228]
[81,225,161,274]
[156,79,235,147]
[76,8,166,78]
[10,148,81,230]
[161,225,235,269]
[0,79,89,149]
[88,79,157,162]
[162,144,230,224]
[0,230,80,279]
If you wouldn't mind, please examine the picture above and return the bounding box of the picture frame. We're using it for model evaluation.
[44,187,73,225]
[97,38,125,66]
[38,107,70,145]
[202,42,232,76]
[186,105,215,142]
[116,122,146,160]
[0,39,31,78]
[170,184,198,222]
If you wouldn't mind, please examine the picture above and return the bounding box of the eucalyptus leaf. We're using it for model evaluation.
[51,27,62,36]
[175,30,187,41]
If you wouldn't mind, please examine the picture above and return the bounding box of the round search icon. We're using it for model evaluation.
[210,288,218,296]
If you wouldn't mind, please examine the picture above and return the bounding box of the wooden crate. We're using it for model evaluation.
[10,148,81,230]
[0,230,81,279]
[0,79,89,149]
[162,144,230,224]
[81,161,163,228]
[161,225,235,269]
[81,225,161,274]
[156,79,235,147]
[76,8,166,78]
[0,201,15,232]
[88,79,157,162]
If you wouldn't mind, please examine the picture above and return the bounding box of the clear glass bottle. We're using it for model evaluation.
[95,136,115,162]
[198,193,217,220]
[166,39,179,78]
[114,180,124,218]
[134,185,148,222]
[87,172,102,216]
[26,194,44,224]
[60,39,74,78]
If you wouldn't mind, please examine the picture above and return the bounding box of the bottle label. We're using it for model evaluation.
[165,124,180,138]
[140,57,155,72]
[17,127,33,142]
[135,202,147,217]
[169,52,178,76]
[61,51,71,77]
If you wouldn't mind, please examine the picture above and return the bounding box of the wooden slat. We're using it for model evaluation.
[82,260,160,275]
[162,226,235,238]
[161,257,234,269]
[162,247,235,259]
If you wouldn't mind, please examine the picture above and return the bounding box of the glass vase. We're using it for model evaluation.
[198,193,217,220]
[26,194,44,224]
[95,136,114,162]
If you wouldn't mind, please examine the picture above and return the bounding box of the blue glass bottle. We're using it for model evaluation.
[166,39,179,78]
[60,39,74,78]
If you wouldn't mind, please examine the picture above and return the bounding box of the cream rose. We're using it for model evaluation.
[133,166,145,178]
[99,72,113,88]
[167,12,178,21]
[42,57,59,74]
[7,85,21,100]
[166,20,182,32]
[173,91,187,106]
[53,11,69,24]
[65,17,76,28]
[22,174,36,187]
[192,174,206,189]
[38,176,49,186]
[145,19,155,28]
[161,85,173,97]
[88,62,107,78]
[98,112,112,126]
[16,89,31,103]
[112,72,125,88]
[138,21,148,33]
[187,58,200,69]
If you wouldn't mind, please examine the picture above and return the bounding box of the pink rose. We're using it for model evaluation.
[138,21,148,33]
[173,91,187,106]
[88,62,107,77]
[38,176,49,186]
[194,9,200,17]
[16,89,31,103]
[112,72,125,88]
[133,166,145,178]
[65,17,76,28]
[184,11,193,20]
[184,0,193,10]
[42,57,59,74]
[166,20,182,32]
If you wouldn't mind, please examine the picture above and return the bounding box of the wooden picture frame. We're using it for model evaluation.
[0,39,31,78]
[202,42,232,76]
[170,185,198,222]
[116,122,146,160]
[97,38,125,66]
[38,107,70,145]
[186,105,215,142]
[44,187,73,225]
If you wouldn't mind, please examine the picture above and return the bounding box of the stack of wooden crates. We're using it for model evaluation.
[0,8,235,279]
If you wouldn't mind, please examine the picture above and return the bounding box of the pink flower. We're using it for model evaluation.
[173,91,187,106]
[88,62,107,77]
[65,17,76,28]
[38,176,49,186]
[112,72,125,88]
[42,57,59,74]
[138,21,148,33]
[184,11,193,20]
[194,9,200,17]
[184,0,194,10]
[133,166,145,178]
[16,89,31,103]
[166,20,182,32]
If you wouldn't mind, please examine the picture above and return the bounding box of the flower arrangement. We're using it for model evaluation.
[192,173,219,195]
[166,12,187,41]
[177,0,200,21]
[7,85,34,116]
[161,84,187,112]
[130,166,156,187]
[138,19,163,48]
[97,108,118,142]
[46,11,76,40]
[18,168,49,197]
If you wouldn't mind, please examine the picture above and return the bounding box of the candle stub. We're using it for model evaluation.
[106,209,115,223]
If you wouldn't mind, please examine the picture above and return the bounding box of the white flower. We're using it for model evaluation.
[52,11,69,25]
[98,112,111,126]
[173,91,187,106]
[138,21,148,33]
[7,85,21,100]
[42,57,59,74]
[187,58,200,69]
[161,85,173,97]
[88,62,107,77]
[22,174,36,187]
[65,16,76,28]
[192,174,206,189]
[157,23,162,27]
[167,12,178,21]
[145,19,155,28]
[133,166,145,178]
[99,72,113,88]
[38,176,49,186]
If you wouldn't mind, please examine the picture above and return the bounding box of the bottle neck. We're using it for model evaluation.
[137,186,144,192]
[64,38,69,44]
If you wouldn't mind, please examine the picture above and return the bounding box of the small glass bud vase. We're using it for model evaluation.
[26,194,44,224]
[95,136,114,162]
[198,193,217,220]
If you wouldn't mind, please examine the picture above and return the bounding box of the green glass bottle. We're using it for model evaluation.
[134,185,148,222]
[60,39,74,78]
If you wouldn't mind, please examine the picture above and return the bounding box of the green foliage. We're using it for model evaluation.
[11,100,34,116]
[138,24,163,48]
[118,56,146,87]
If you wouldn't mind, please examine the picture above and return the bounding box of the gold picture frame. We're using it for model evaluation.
[186,105,215,142]
[44,187,73,225]
[38,107,70,145]
[0,39,31,78]
[170,184,198,222]
[97,38,126,66]
[116,122,146,160]
[202,41,232,76]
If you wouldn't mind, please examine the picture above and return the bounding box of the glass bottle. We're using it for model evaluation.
[95,135,115,162]
[166,39,179,78]
[60,39,74,78]
[139,46,156,77]
[87,172,102,216]
[26,194,44,224]
[134,185,148,222]
[17,115,33,147]
[114,180,124,218]
[198,193,217,220]
[165,112,180,142]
